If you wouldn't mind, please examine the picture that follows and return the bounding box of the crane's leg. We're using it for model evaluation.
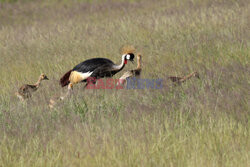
[83,79,96,90]
[83,82,89,89]
[60,83,74,100]
[66,83,73,96]
[60,71,93,101]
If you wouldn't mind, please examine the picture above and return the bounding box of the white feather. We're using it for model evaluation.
[79,71,93,80]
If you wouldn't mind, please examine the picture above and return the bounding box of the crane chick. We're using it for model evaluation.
[15,73,49,101]
[168,71,199,84]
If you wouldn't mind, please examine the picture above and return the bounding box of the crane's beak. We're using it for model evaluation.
[130,59,134,64]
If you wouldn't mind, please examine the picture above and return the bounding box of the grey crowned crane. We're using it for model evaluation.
[15,73,49,101]
[59,53,135,94]
[117,53,142,86]
[168,71,200,84]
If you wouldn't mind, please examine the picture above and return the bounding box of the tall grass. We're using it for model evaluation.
[0,0,249,166]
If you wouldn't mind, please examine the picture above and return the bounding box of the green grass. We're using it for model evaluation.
[0,0,249,166]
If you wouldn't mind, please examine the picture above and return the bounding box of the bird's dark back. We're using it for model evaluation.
[18,84,37,93]
[73,58,115,73]
[168,76,182,82]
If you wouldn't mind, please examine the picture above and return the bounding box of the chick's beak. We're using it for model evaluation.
[44,76,49,80]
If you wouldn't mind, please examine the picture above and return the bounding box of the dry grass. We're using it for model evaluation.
[0,0,249,166]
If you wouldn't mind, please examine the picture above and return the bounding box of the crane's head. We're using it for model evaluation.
[124,53,135,64]
[193,71,200,79]
[40,73,49,80]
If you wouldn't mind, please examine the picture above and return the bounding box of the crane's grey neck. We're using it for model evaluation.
[112,54,126,71]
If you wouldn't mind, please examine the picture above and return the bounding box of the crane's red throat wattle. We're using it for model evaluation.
[124,59,127,64]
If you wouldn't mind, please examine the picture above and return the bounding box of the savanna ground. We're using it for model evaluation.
[0,0,249,166]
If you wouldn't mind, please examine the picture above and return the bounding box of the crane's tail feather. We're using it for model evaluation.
[60,70,72,87]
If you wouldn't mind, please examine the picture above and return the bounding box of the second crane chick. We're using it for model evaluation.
[168,71,199,84]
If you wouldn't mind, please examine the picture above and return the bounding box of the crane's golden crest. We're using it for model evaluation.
[120,45,136,55]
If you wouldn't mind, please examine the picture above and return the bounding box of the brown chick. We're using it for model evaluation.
[16,73,49,101]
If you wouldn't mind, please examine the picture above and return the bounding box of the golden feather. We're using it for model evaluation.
[120,45,136,54]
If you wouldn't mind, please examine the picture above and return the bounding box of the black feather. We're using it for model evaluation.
[128,53,135,61]
[73,58,115,73]
[90,64,119,79]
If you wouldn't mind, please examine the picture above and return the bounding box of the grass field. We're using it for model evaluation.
[0,0,249,166]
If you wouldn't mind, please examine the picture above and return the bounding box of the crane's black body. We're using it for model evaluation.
[73,58,114,73]
[73,58,120,80]
[60,54,134,87]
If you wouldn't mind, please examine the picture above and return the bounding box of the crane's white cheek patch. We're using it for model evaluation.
[126,54,130,60]
[69,71,93,84]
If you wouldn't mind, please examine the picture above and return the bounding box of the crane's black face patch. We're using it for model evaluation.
[126,53,135,61]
